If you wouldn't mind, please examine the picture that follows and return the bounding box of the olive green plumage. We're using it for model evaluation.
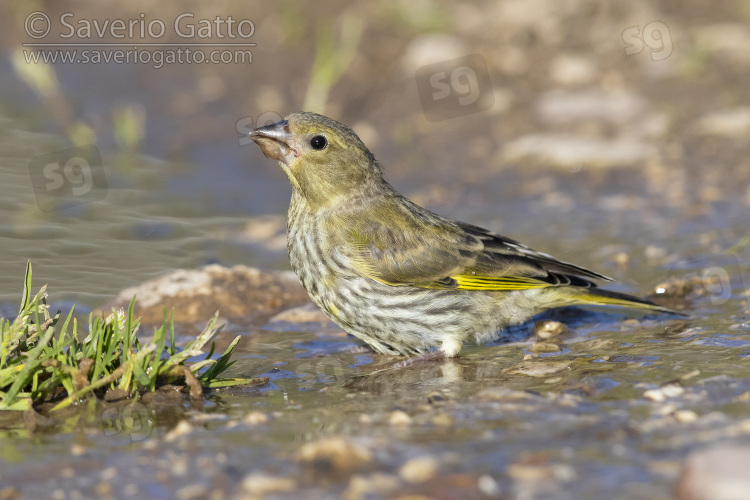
[249,112,679,357]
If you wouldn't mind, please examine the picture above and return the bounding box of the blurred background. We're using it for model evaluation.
[0,0,748,315]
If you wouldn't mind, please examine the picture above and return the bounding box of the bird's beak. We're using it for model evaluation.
[248,119,297,164]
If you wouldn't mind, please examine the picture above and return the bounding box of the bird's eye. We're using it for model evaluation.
[310,135,328,150]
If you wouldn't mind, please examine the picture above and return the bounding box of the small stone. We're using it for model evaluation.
[530,342,562,354]
[297,436,372,473]
[614,252,629,269]
[643,389,666,402]
[389,410,412,426]
[358,414,372,424]
[477,474,502,497]
[549,54,597,86]
[662,384,686,398]
[431,413,455,427]
[692,107,750,138]
[71,443,86,456]
[674,410,698,423]
[100,467,117,481]
[475,387,538,401]
[504,360,573,378]
[399,456,440,484]
[644,383,684,402]
[175,484,208,500]
[244,411,269,425]
[655,403,678,416]
[507,463,550,481]
[241,473,297,496]
[535,320,569,339]
[508,463,576,482]
[164,420,194,441]
[644,245,668,265]
[344,473,400,500]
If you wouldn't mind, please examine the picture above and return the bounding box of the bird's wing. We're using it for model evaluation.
[340,199,610,291]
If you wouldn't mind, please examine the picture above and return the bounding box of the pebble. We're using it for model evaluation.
[674,410,699,424]
[548,54,598,86]
[504,360,573,378]
[399,456,440,483]
[164,420,194,441]
[344,473,400,500]
[475,387,539,402]
[388,410,412,426]
[100,467,117,482]
[71,443,87,456]
[244,411,269,425]
[297,436,372,473]
[530,342,562,354]
[431,413,455,427]
[535,320,569,339]
[241,473,297,496]
[692,107,750,138]
[644,384,685,402]
[175,484,208,500]
[509,462,576,482]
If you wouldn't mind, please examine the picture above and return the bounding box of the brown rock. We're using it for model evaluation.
[100,264,310,324]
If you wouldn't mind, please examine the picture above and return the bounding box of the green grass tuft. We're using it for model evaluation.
[0,261,252,411]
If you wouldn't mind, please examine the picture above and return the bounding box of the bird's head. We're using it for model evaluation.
[249,112,384,210]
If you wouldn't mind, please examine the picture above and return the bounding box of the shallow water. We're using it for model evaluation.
[1,1,750,499]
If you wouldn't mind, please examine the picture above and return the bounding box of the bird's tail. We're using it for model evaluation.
[566,287,686,316]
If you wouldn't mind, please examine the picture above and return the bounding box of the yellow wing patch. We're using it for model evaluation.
[451,274,552,291]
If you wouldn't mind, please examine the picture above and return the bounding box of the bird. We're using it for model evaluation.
[248,112,682,359]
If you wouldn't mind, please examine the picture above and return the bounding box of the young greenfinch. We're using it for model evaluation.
[249,112,681,358]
